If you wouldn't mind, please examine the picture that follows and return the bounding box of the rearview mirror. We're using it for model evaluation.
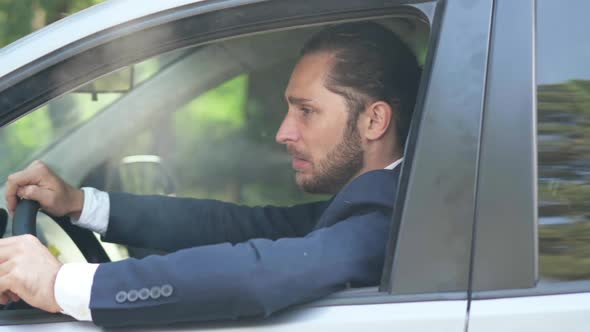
[74,66,134,99]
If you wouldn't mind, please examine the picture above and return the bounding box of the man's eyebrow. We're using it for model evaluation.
[286,96,313,105]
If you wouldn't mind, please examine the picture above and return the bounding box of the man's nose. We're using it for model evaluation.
[275,112,300,144]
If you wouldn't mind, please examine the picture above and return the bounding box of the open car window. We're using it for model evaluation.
[0,16,429,266]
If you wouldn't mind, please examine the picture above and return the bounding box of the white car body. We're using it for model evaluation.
[0,0,589,330]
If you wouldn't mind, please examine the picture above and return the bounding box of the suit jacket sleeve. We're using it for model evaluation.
[103,192,329,252]
[89,207,391,327]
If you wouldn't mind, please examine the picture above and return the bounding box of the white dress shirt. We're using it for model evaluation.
[54,158,403,321]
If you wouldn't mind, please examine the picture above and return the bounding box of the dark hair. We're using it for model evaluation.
[300,22,421,148]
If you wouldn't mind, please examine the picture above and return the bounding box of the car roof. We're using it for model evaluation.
[0,0,210,78]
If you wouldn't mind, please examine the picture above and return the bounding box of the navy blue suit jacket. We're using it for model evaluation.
[89,168,400,327]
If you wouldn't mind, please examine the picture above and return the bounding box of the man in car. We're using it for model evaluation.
[2,22,420,327]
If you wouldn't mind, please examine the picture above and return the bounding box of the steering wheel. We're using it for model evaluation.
[0,200,109,311]
[13,199,110,263]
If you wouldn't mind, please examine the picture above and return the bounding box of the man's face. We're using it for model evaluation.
[276,52,364,194]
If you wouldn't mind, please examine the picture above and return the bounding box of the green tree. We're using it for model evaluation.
[0,0,106,180]
[538,79,590,280]
[0,0,105,140]
[0,0,104,47]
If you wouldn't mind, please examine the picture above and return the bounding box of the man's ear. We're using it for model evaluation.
[362,101,393,141]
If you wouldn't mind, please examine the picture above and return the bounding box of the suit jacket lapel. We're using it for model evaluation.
[314,168,400,230]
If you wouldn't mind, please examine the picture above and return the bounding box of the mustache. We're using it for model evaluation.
[286,146,308,160]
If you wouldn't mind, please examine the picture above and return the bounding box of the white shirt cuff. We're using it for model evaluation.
[70,187,110,236]
[54,263,99,321]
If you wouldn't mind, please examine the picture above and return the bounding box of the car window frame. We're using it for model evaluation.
[469,0,539,298]
[383,0,494,296]
[0,0,487,326]
[471,0,590,300]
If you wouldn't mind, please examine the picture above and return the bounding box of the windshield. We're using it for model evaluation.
[0,50,184,181]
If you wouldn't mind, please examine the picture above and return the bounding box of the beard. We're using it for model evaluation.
[294,124,364,194]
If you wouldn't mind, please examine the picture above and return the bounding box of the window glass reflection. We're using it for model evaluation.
[537,0,590,281]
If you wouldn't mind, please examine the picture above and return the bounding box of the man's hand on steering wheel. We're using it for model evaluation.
[2,160,85,313]
[0,234,63,312]
[5,160,84,218]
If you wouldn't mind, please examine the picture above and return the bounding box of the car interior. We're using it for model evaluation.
[0,16,429,309]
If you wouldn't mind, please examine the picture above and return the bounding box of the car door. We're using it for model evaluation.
[467,0,590,331]
[0,0,493,330]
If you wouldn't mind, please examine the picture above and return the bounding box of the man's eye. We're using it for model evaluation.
[300,107,313,115]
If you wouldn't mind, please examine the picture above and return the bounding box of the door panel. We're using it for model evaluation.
[0,300,467,331]
[468,293,590,332]
[469,1,590,331]
[0,322,98,332]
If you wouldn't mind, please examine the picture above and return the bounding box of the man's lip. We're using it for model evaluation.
[292,157,310,170]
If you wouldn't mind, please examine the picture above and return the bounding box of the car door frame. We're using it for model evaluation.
[470,0,590,297]
[467,0,590,329]
[0,0,493,328]
[468,0,537,296]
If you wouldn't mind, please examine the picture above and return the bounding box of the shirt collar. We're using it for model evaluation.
[384,158,403,170]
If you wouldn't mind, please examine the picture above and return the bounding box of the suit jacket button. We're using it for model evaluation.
[115,291,127,303]
[161,284,173,297]
[150,286,161,299]
[127,290,139,302]
[138,288,150,301]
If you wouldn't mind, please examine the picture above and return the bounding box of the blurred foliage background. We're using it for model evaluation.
[538,80,590,280]
[535,0,590,282]
[0,0,105,180]
[0,0,105,47]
